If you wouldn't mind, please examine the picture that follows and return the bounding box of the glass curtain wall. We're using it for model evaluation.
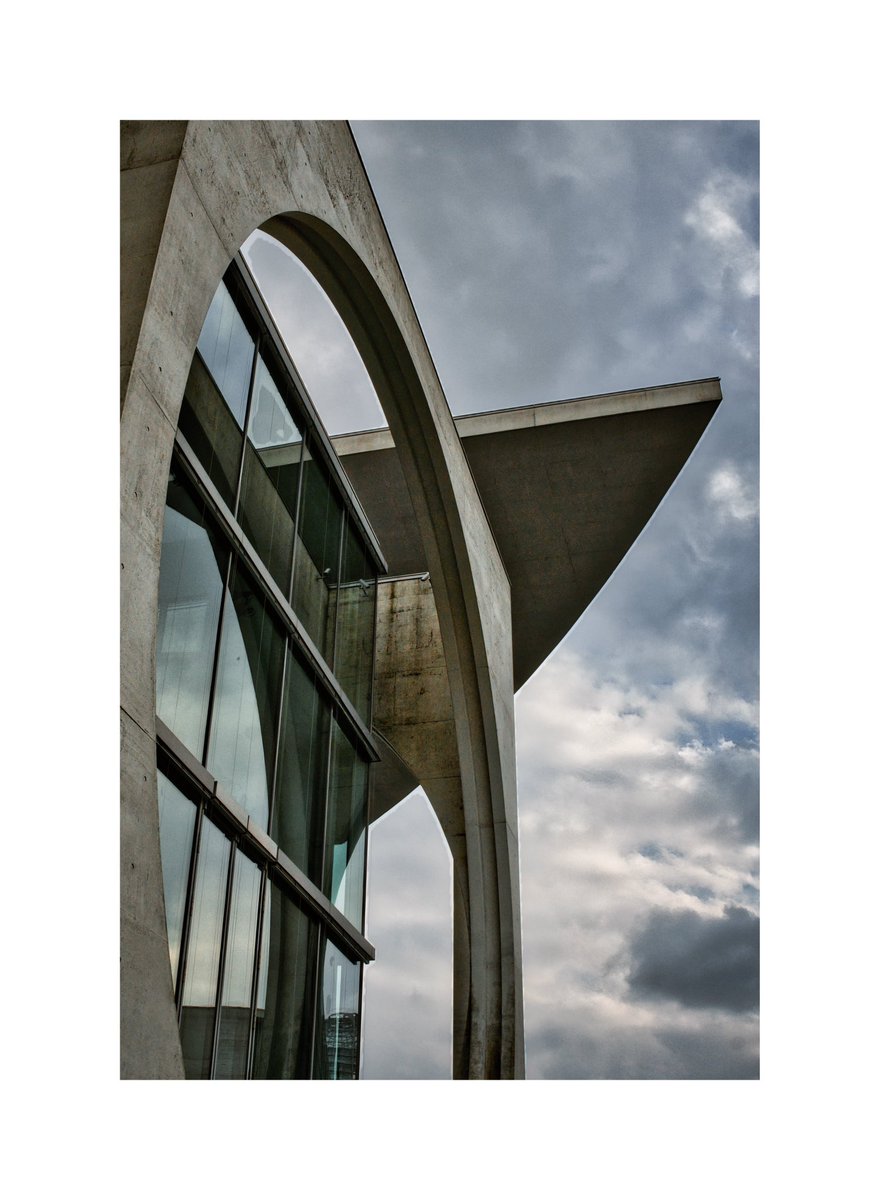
[155,257,382,1078]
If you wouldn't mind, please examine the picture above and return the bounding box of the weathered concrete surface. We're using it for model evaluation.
[372,576,521,1078]
[121,120,524,1079]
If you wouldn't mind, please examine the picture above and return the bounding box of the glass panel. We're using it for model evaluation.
[214,851,263,1080]
[156,471,228,759]
[314,938,361,1080]
[251,884,317,1079]
[238,353,302,596]
[271,649,330,885]
[333,518,378,721]
[207,564,285,830]
[179,819,231,1079]
[292,440,344,663]
[196,280,255,430]
[324,718,368,929]
[178,355,246,513]
[251,883,272,1074]
[156,772,197,990]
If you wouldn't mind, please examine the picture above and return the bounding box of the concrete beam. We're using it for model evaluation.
[335,379,721,689]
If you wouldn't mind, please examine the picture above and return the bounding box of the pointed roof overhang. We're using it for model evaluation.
[333,376,721,692]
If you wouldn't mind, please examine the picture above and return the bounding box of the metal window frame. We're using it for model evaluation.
[173,434,380,765]
[231,252,388,575]
[159,253,383,1080]
[157,720,376,968]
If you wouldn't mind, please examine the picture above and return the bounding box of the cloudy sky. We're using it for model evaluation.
[245,120,759,1080]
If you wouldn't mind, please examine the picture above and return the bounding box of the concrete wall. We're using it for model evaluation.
[120,120,524,1079]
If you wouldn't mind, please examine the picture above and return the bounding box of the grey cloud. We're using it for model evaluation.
[526,1010,758,1080]
[352,121,758,414]
[692,741,760,846]
[298,122,759,1079]
[628,904,759,1012]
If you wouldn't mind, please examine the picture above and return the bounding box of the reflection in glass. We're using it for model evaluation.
[324,718,368,929]
[251,883,271,1070]
[180,820,231,1079]
[252,884,316,1079]
[206,564,285,829]
[157,772,196,990]
[292,442,343,662]
[214,851,263,1079]
[156,473,228,758]
[196,280,255,429]
[238,354,302,596]
[333,519,377,720]
[159,259,381,1080]
[314,938,360,1080]
[177,355,245,512]
[272,650,329,884]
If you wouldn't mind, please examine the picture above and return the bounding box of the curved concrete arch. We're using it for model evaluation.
[121,120,524,1078]
[260,212,523,1079]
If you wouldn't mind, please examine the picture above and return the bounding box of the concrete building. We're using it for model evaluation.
[120,120,720,1080]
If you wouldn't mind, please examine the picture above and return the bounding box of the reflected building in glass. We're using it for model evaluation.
[121,121,721,1080]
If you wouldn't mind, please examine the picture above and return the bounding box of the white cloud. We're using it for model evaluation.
[707,463,759,522]
[513,647,758,1075]
[684,170,759,299]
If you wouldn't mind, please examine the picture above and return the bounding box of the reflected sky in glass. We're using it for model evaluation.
[156,484,226,759]
[157,772,196,990]
[242,231,387,436]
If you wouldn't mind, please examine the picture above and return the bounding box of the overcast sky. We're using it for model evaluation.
[245,120,759,1080]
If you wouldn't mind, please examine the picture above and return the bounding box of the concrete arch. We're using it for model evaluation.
[120,121,524,1078]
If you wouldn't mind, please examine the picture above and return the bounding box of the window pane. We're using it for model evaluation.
[314,938,360,1080]
[251,884,317,1079]
[207,564,285,830]
[292,441,343,663]
[156,471,228,759]
[177,355,246,513]
[156,772,196,991]
[196,280,255,430]
[251,883,271,1072]
[180,819,231,1079]
[214,851,263,1080]
[238,354,302,596]
[271,649,330,885]
[324,718,368,929]
[333,519,377,721]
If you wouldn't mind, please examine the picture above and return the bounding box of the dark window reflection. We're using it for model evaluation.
[272,649,330,885]
[333,519,377,720]
[251,884,317,1079]
[207,564,285,829]
[178,355,245,512]
[156,772,196,990]
[238,354,302,596]
[214,851,263,1080]
[180,819,231,1079]
[292,441,344,662]
[314,938,360,1080]
[157,472,228,758]
[324,718,368,929]
[196,281,255,430]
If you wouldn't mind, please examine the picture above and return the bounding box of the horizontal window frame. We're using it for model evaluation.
[172,432,380,765]
[157,718,375,967]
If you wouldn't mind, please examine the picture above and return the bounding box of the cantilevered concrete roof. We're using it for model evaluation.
[333,376,721,691]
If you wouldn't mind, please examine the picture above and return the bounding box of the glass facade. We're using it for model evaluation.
[155,255,383,1078]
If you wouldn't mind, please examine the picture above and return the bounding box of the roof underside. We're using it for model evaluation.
[333,377,721,691]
